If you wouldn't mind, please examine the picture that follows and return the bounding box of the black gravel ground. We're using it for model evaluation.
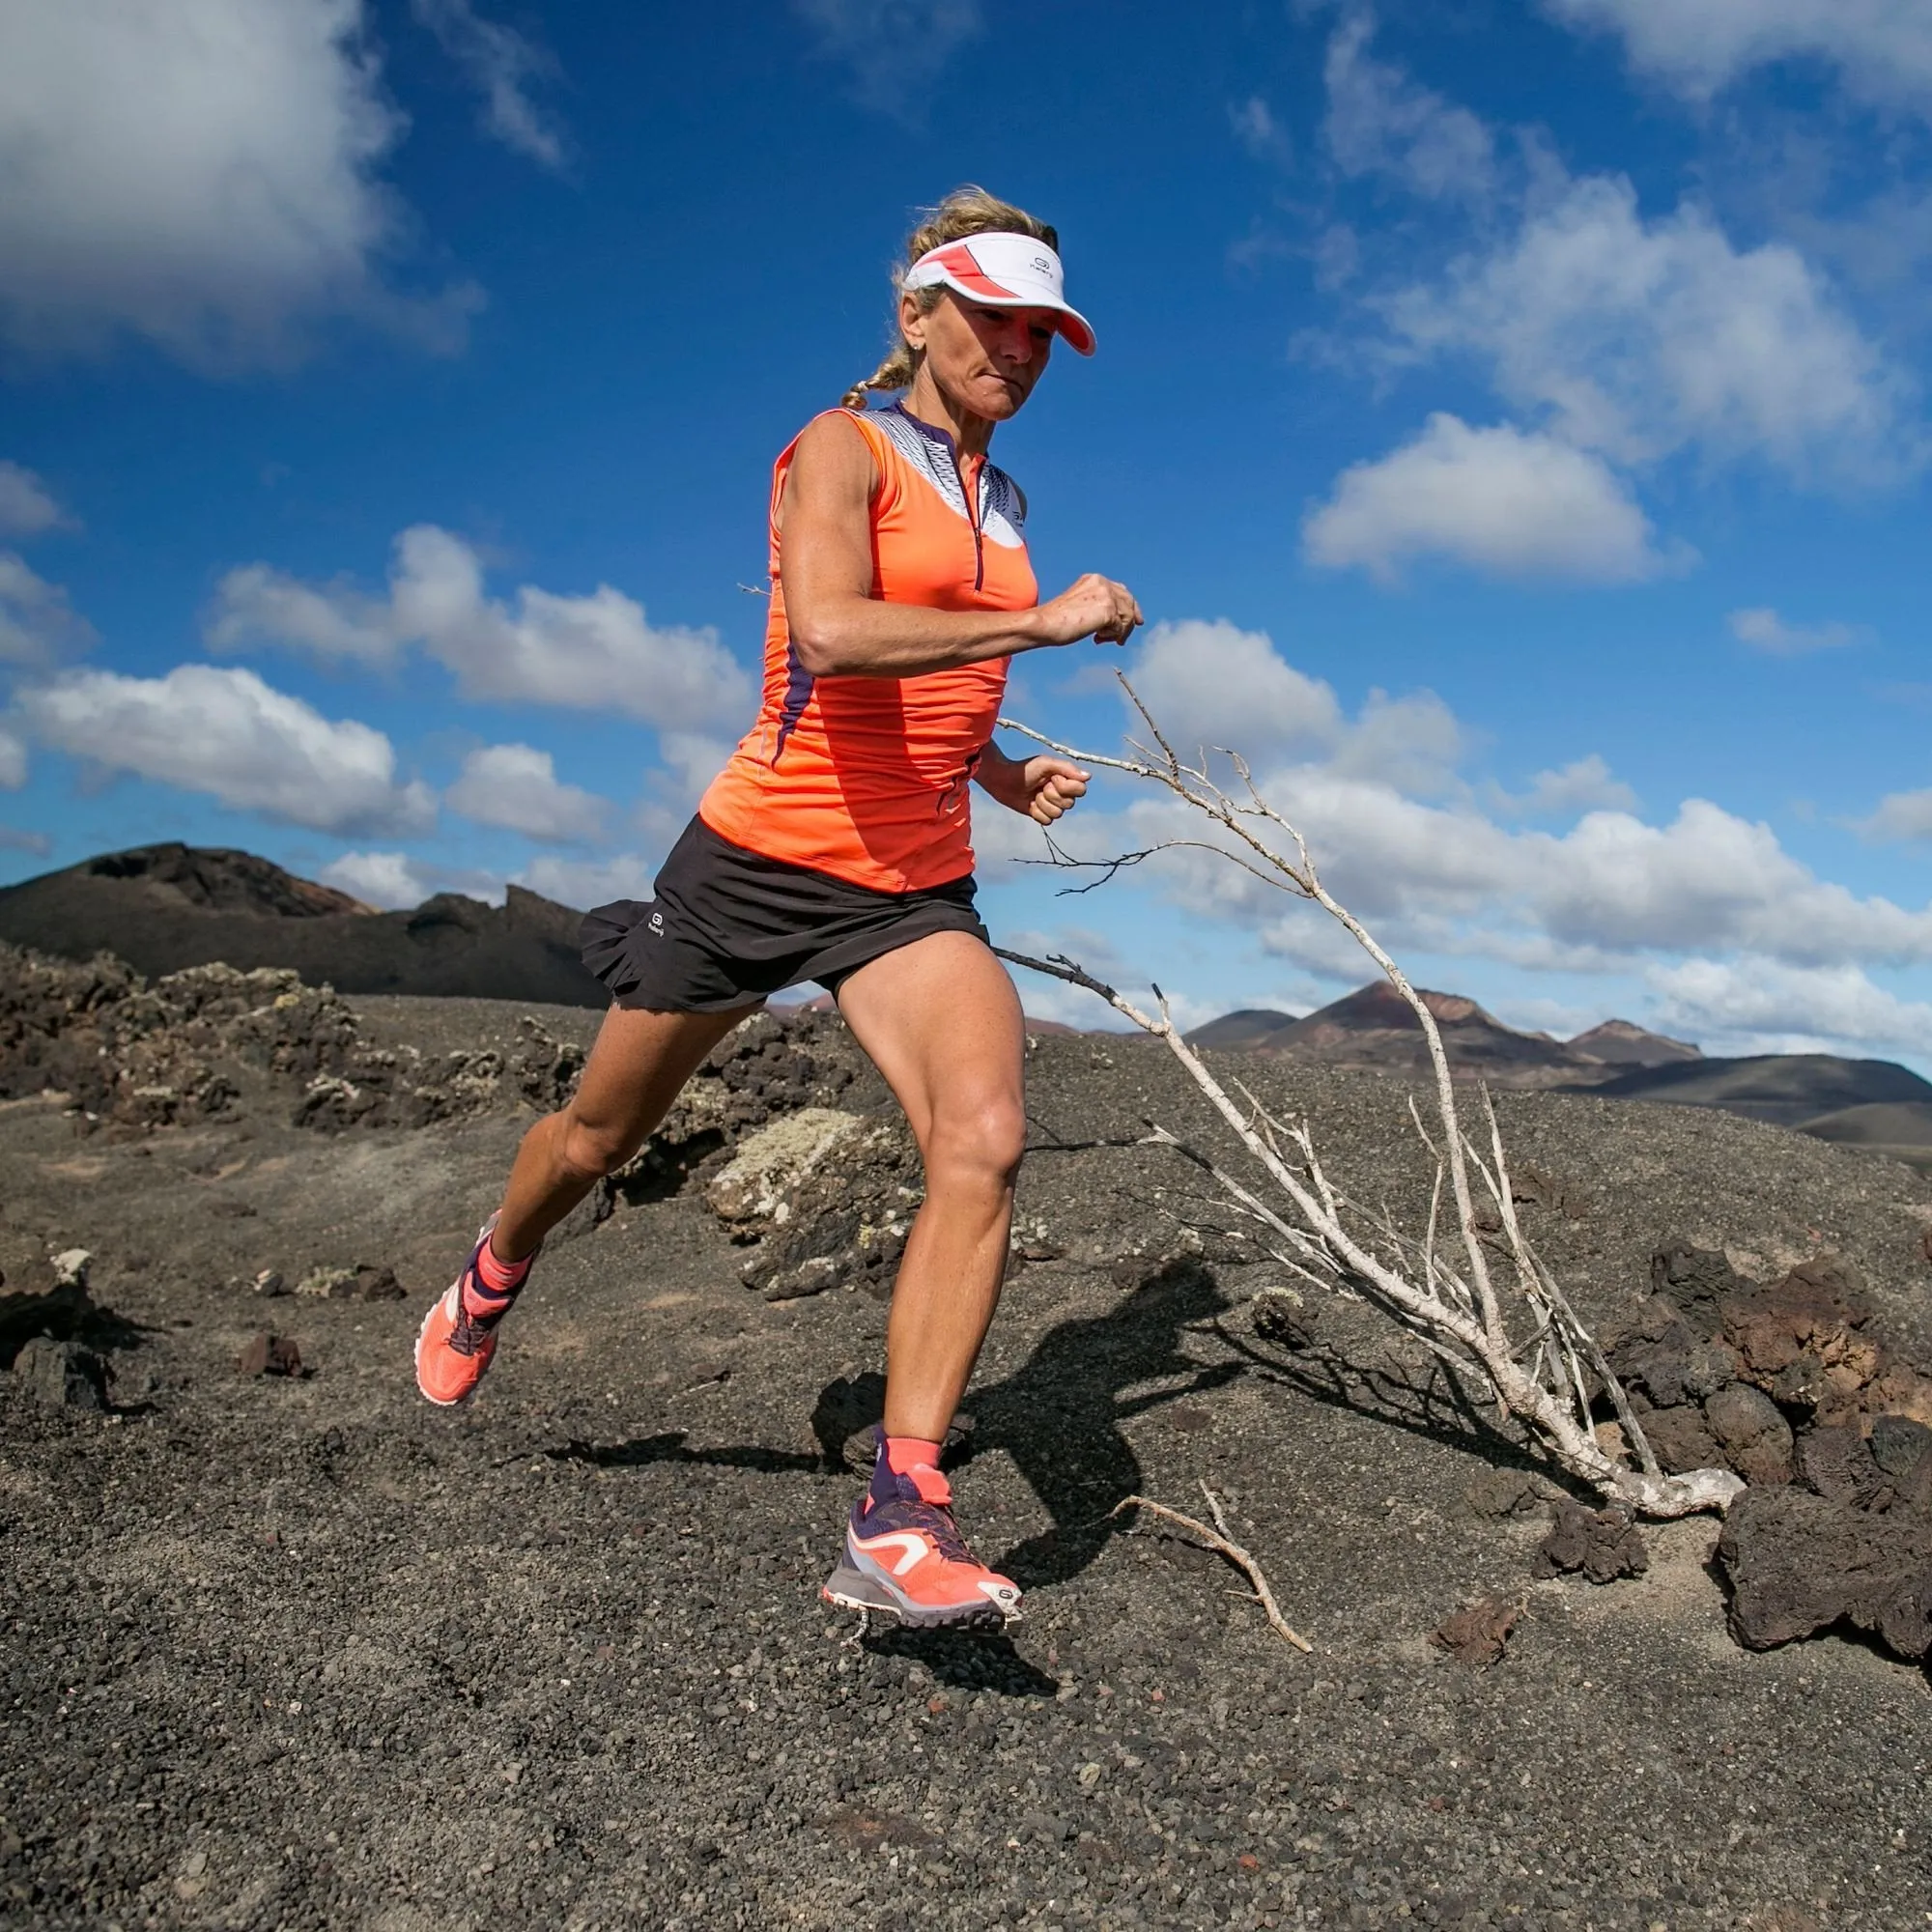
[4,995,1932,1930]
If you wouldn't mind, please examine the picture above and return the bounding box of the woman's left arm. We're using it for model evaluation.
[975,741,1091,824]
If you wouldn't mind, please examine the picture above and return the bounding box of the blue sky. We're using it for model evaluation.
[3,0,1931,1062]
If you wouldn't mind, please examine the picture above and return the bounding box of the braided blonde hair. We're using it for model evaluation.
[840,185,1061,411]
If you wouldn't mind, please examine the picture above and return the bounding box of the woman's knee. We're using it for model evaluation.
[923,1092,1027,1187]
[554,1108,642,1181]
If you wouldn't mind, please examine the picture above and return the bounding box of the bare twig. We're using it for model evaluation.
[1111,1491,1314,1653]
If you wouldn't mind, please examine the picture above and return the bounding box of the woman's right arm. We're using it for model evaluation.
[779,414,1141,679]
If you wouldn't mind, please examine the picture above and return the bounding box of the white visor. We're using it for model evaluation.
[901,231,1095,355]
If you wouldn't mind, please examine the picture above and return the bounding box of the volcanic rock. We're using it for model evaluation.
[11,1334,109,1410]
[1429,1596,1520,1667]
[1719,1487,1932,1657]
[236,1333,302,1378]
[1703,1385,1794,1486]
[1638,1406,1727,1475]
[1871,1413,1932,1482]
[1649,1241,1749,1332]
[1532,1502,1648,1583]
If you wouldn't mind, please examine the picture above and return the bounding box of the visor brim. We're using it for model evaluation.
[917,273,1096,355]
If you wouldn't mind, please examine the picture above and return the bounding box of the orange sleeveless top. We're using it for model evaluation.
[697,404,1037,893]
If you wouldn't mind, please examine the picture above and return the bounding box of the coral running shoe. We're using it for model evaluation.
[822,1445,1021,1629]
[414,1214,529,1406]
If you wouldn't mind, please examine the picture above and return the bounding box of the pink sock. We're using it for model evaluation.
[884,1435,944,1473]
[465,1233,532,1314]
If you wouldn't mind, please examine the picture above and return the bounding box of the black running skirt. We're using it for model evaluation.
[579,815,990,1013]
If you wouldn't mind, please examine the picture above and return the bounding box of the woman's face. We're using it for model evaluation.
[901,288,1055,422]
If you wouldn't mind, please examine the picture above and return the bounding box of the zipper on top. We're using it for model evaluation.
[956,449,985,592]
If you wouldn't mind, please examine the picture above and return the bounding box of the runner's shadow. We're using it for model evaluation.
[858,1624,1058,1696]
[545,1433,820,1476]
[814,1256,1242,1593]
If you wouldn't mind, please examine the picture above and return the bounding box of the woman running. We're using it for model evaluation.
[414,186,1141,1630]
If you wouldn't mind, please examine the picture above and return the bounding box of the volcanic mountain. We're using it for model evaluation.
[0,844,605,1006]
[1186,982,1699,1089]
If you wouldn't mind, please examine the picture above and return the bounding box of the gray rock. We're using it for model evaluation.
[1870,1413,1932,1482]
[1719,1487,1932,1658]
[1704,1384,1794,1486]
[1638,1406,1725,1476]
[1533,1501,1648,1583]
[1795,1424,1884,1508]
[12,1334,108,1410]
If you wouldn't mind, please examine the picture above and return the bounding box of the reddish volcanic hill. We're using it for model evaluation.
[1189,980,1595,1088]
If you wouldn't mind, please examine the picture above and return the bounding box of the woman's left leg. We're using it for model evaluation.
[833,929,1028,1441]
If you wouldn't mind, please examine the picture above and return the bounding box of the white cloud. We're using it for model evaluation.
[1381,176,1917,486]
[205,562,396,666]
[516,851,659,910]
[1727,607,1861,656]
[1125,620,1342,760]
[1304,414,1677,583]
[1231,97,1292,165]
[0,554,96,668]
[1854,789,1932,844]
[0,823,51,857]
[319,848,433,910]
[1498,753,1639,817]
[793,0,982,115]
[0,0,478,368]
[0,724,26,789]
[1016,621,1932,987]
[1543,0,1932,114]
[1648,957,1932,1063]
[1323,11,1496,203]
[18,663,434,836]
[446,742,608,843]
[208,525,753,729]
[655,731,734,799]
[410,0,567,170]
[0,462,67,537]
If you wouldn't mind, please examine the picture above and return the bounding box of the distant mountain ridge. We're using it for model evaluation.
[1183,982,1932,1166]
[1185,982,1699,1088]
[0,844,605,1007]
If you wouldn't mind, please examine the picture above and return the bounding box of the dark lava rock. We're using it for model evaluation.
[1650,1241,1747,1331]
[0,942,598,1134]
[11,1335,109,1410]
[1719,1487,1932,1658]
[1638,1405,1727,1476]
[1605,1297,1740,1410]
[1795,1424,1886,1509]
[1704,1384,1794,1486]
[237,1333,302,1378]
[1430,1596,1520,1666]
[1871,1413,1932,1482]
[1532,1501,1648,1583]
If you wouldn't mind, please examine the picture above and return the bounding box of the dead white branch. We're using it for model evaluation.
[996,676,1743,1520]
[1110,1487,1313,1652]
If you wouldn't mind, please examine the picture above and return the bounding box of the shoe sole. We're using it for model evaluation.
[820,1559,1019,1631]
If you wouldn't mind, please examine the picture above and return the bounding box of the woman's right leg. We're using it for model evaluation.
[493,1001,762,1259]
[415,999,757,1406]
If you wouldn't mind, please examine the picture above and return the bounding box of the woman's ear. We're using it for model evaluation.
[897,289,927,353]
